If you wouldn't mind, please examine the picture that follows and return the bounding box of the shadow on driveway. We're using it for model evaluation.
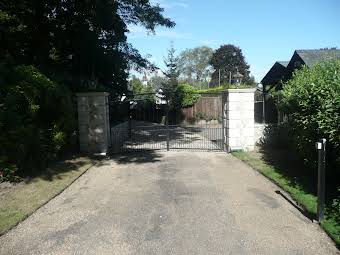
[92,150,165,168]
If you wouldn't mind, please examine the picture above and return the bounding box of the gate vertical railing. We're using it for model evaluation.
[166,100,170,151]
[110,91,226,153]
[128,102,132,138]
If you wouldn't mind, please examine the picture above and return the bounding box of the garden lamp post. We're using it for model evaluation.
[233,69,243,87]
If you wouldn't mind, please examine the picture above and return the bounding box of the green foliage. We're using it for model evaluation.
[0,0,175,182]
[323,193,340,245]
[198,83,255,93]
[0,64,76,178]
[148,75,168,91]
[174,83,200,108]
[0,160,20,183]
[279,60,340,168]
[1,0,174,94]
[162,44,180,105]
[178,46,214,86]
[128,76,155,102]
[198,85,227,93]
[129,76,144,95]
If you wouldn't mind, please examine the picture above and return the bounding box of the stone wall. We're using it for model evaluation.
[223,88,256,152]
[76,92,110,155]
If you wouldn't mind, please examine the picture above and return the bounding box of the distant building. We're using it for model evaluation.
[284,49,340,81]
[260,48,340,123]
[261,61,289,92]
[155,89,167,106]
[262,48,340,92]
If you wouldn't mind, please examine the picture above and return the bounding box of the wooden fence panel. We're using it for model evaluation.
[181,96,222,122]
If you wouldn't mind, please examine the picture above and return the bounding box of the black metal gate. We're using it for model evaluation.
[111,92,224,153]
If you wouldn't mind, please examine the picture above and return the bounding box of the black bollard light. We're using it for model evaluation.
[315,138,326,223]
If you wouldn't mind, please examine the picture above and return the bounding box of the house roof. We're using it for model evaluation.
[295,49,340,67]
[261,61,288,86]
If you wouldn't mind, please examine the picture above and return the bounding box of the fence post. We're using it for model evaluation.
[262,90,266,124]
[315,138,326,223]
[128,102,132,138]
[166,101,170,151]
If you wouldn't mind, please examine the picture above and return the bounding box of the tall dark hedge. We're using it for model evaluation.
[0,64,76,180]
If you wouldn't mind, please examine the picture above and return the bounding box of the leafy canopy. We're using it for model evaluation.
[128,76,155,102]
[148,75,168,91]
[174,83,200,108]
[0,0,174,94]
[210,44,251,86]
[178,46,214,87]
[0,64,76,178]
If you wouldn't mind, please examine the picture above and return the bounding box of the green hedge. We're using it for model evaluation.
[0,64,76,181]
[173,83,201,108]
[198,83,255,93]
[279,60,340,170]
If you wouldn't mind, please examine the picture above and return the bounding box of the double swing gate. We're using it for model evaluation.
[111,91,225,153]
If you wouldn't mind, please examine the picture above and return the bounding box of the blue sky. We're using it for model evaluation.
[128,0,340,82]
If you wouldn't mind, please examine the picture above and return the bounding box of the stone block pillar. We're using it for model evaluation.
[76,92,110,155]
[223,88,256,152]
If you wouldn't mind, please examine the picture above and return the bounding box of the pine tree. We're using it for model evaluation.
[162,44,179,101]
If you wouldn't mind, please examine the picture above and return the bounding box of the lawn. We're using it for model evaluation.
[0,157,93,235]
[232,150,340,247]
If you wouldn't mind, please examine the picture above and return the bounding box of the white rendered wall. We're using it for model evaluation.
[76,92,110,155]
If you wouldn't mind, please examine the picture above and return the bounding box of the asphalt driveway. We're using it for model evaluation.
[0,151,338,254]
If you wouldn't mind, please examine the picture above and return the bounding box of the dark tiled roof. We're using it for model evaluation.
[296,49,340,67]
[261,61,288,86]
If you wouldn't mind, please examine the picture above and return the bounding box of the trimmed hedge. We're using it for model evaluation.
[0,64,76,181]
[173,83,201,108]
[198,83,255,93]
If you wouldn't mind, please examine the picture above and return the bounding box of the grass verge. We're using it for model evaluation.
[0,157,93,235]
[232,150,340,247]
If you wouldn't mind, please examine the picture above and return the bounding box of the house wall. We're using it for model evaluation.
[284,52,305,81]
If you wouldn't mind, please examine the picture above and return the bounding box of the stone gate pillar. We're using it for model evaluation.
[76,92,110,155]
[223,88,256,152]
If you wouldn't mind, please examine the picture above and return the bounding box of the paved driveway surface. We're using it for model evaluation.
[0,151,338,255]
